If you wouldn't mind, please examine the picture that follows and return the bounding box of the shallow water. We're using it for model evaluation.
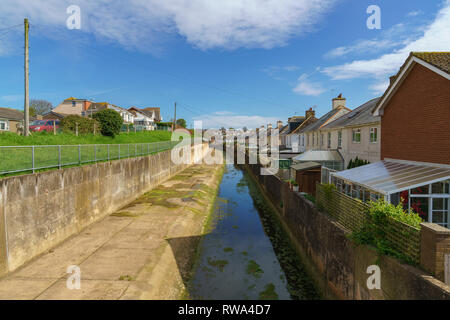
[189,164,319,300]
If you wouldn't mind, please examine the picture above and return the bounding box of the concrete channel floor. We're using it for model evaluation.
[0,164,223,300]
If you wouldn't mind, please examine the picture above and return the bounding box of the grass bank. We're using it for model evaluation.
[0,130,172,146]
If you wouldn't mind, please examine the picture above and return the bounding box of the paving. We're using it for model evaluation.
[0,164,222,300]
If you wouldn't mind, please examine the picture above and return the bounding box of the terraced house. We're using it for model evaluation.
[331,52,450,228]
[293,94,351,170]
[320,97,381,168]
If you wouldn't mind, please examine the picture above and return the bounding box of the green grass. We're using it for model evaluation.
[0,130,172,146]
[0,131,177,177]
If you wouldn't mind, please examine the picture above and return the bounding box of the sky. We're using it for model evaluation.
[0,0,449,128]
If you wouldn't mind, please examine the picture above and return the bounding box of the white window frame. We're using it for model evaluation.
[0,120,8,131]
[370,127,378,143]
[352,129,361,143]
[338,131,342,148]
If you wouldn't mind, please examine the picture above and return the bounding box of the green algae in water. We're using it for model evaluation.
[223,247,234,253]
[207,257,228,272]
[259,283,279,300]
[246,260,264,278]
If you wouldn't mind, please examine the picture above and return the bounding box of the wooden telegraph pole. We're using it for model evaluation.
[172,102,177,131]
[24,18,30,136]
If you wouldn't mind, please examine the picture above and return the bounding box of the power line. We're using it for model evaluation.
[0,24,22,32]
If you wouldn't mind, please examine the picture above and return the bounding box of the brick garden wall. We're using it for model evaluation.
[243,163,450,299]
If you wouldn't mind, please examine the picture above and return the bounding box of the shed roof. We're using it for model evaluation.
[331,159,450,196]
[290,161,321,171]
[293,150,343,162]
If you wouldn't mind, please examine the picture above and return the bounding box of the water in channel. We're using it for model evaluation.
[189,164,320,300]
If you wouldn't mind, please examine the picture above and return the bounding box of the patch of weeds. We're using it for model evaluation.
[247,284,256,290]
[111,211,138,218]
[232,225,239,229]
[246,260,263,278]
[223,247,234,253]
[118,275,134,281]
[207,257,228,272]
[241,251,248,256]
[258,283,278,300]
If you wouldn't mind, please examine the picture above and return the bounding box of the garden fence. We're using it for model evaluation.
[0,140,179,176]
[316,183,421,264]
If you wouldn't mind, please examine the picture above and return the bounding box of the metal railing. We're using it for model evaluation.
[0,140,179,176]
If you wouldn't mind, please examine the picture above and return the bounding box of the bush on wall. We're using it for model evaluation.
[92,109,123,137]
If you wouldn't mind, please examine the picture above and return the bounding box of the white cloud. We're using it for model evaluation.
[324,23,419,59]
[322,1,450,81]
[292,74,325,96]
[193,111,278,129]
[0,0,336,54]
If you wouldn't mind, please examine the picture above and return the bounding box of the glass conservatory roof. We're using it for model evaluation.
[331,159,450,195]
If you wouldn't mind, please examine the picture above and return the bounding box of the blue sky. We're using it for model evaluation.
[1,0,449,128]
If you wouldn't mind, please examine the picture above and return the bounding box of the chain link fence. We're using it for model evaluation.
[0,140,178,176]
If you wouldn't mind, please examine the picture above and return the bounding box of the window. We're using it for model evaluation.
[327,132,331,148]
[352,129,361,143]
[320,133,324,146]
[338,131,342,148]
[0,121,7,131]
[312,134,315,146]
[306,134,309,146]
[72,101,76,107]
[370,127,378,143]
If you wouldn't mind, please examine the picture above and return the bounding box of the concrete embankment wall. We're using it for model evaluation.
[0,144,208,276]
[243,163,450,300]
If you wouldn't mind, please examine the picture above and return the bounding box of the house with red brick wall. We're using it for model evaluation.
[330,52,450,229]
[373,52,450,165]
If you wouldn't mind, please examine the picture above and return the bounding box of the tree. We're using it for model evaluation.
[92,109,123,137]
[30,99,53,115]
[176,118,187,128]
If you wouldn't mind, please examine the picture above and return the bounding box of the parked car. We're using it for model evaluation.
[29,119,60,132]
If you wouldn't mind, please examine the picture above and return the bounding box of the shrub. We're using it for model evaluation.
[92,109,123,137]
[61,115,98,134]
[347,157,370,169]
[351,200,423,264]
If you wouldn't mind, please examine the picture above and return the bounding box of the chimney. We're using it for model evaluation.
[332,93,346,110]
[305,107,315,119]
[277,120,283,129]
[389,75,397,85]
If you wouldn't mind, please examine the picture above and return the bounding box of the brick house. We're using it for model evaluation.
[331,52,450,229]
[373,52,450,165]
[0,107,23,133]
[52,97,93,116]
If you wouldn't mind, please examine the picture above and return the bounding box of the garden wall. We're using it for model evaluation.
[0,144,208,275]
[243,163,450,300]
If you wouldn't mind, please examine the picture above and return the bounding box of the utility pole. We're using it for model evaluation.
[24,18,30,136]
[172,102,177,131]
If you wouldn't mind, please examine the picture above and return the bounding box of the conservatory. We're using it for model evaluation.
[330,159,450,229]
